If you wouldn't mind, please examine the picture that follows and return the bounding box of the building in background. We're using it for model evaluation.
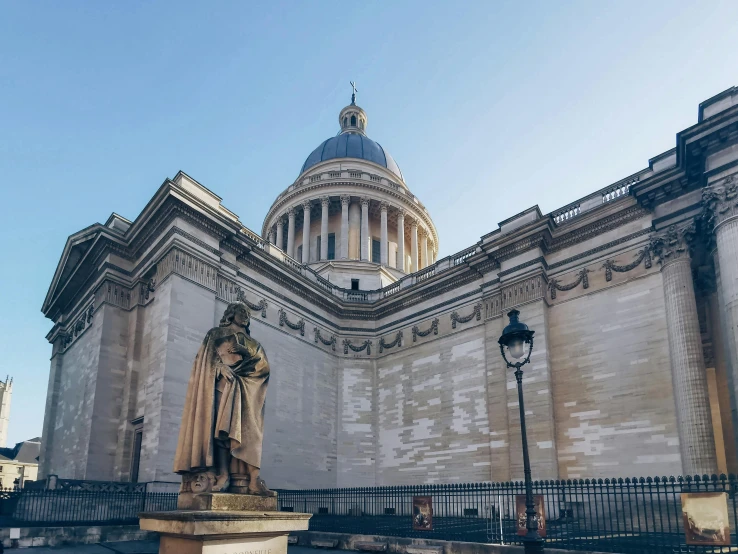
[39,87,738,488]
[0,376,11,448]
[0,437,40,489]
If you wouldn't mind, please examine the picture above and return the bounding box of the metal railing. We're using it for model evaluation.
[277,475,738,554]
[0,488,178,527]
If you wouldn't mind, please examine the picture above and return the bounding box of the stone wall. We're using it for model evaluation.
[375,325,491,485]
[42,312,104,479]
[548,272,681,478]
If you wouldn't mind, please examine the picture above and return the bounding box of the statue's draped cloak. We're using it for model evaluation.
[173,326,270,473]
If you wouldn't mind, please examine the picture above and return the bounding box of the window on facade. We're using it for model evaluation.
[372,238,380,263]
[328,233,336,260]
[351,279,360,290]
[131,428,143,483]
[351,115,357,126]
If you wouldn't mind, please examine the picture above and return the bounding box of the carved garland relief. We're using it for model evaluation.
[314,327,337,351]
[278,308,305,336]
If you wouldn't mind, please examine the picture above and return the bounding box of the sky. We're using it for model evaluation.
[0,1,737,446]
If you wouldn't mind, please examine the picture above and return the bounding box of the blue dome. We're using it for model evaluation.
[300,133,404,181]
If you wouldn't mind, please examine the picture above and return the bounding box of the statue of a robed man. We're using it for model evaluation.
[174,301,275,497]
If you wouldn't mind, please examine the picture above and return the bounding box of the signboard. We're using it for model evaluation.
[412,496,433,531]
[681,492,730,546]
[515,494,546,538]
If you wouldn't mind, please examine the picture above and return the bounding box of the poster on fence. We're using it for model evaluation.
[412,496,433,531]
[681,492,730,546]
[515,494,546,538]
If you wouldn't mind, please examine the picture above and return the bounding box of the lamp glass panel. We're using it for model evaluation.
[508,338,525,359]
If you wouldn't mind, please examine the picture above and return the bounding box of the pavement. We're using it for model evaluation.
[8,541,351,554]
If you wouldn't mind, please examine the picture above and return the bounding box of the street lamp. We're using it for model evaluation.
[498,309,544,554]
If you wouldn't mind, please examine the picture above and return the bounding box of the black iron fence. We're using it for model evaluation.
[0,488,178,526]
[4,474,738,554]
[277,475,738,554]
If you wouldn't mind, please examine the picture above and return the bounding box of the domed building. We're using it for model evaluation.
[261,97,438,290]
[38,86,738,491]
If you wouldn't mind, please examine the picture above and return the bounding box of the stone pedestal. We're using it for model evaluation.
[140,494,311,554]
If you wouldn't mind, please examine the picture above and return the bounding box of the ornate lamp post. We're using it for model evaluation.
[498,309,544,554]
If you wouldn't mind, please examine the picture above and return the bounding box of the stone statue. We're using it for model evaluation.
[174,302,275,497]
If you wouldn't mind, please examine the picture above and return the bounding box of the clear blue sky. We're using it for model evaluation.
[1,1,736,446]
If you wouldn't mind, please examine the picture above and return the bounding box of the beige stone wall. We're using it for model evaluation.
[375,325,491,485]
[337,359,376,486]
[253,319,338,489]
[548,272,681,478]
[43,313,104,479]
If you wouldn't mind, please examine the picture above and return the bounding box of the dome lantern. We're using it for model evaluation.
[339,104,367,135]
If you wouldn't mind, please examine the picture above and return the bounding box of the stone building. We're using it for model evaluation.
[0,376,11,448]
[0,437,40,489]
[40,87,738,488]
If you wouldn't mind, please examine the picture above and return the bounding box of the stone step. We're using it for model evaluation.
[355,542,387,552]
[310,539,339,548]
[406,547,443,554]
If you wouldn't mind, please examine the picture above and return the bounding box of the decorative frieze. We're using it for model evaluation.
[156,247,218,291]
[450,303,481,329]
[702,174,738,231]
[314,327,336,351]
[412,318,439,342]
[100,281,132,309]
[343,338,372,355]
[501,276,545,309]
[278,308,305,336]
[379,331,403,353]
[547,268,590,300]
[59,301,95,351]
[602,248,652,281]
[649,223,696,266]
[483,293,502,320]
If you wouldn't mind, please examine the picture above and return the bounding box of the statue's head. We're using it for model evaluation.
[220,302,251,333]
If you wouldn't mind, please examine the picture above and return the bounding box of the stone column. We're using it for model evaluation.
[397,209,405,272]
[420,228,428,270]
[380,202,388,266]
[276,216,284,251]
[360,197,370,261]
[340,195,350,260]
[268,229,275,245]
[410,220,418,273]
[651,223,718,475]
[348,201,360,259]
[301,200,311,264]
[320,197,330,260]
[704,175,738,461]
[286,208,296,259]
